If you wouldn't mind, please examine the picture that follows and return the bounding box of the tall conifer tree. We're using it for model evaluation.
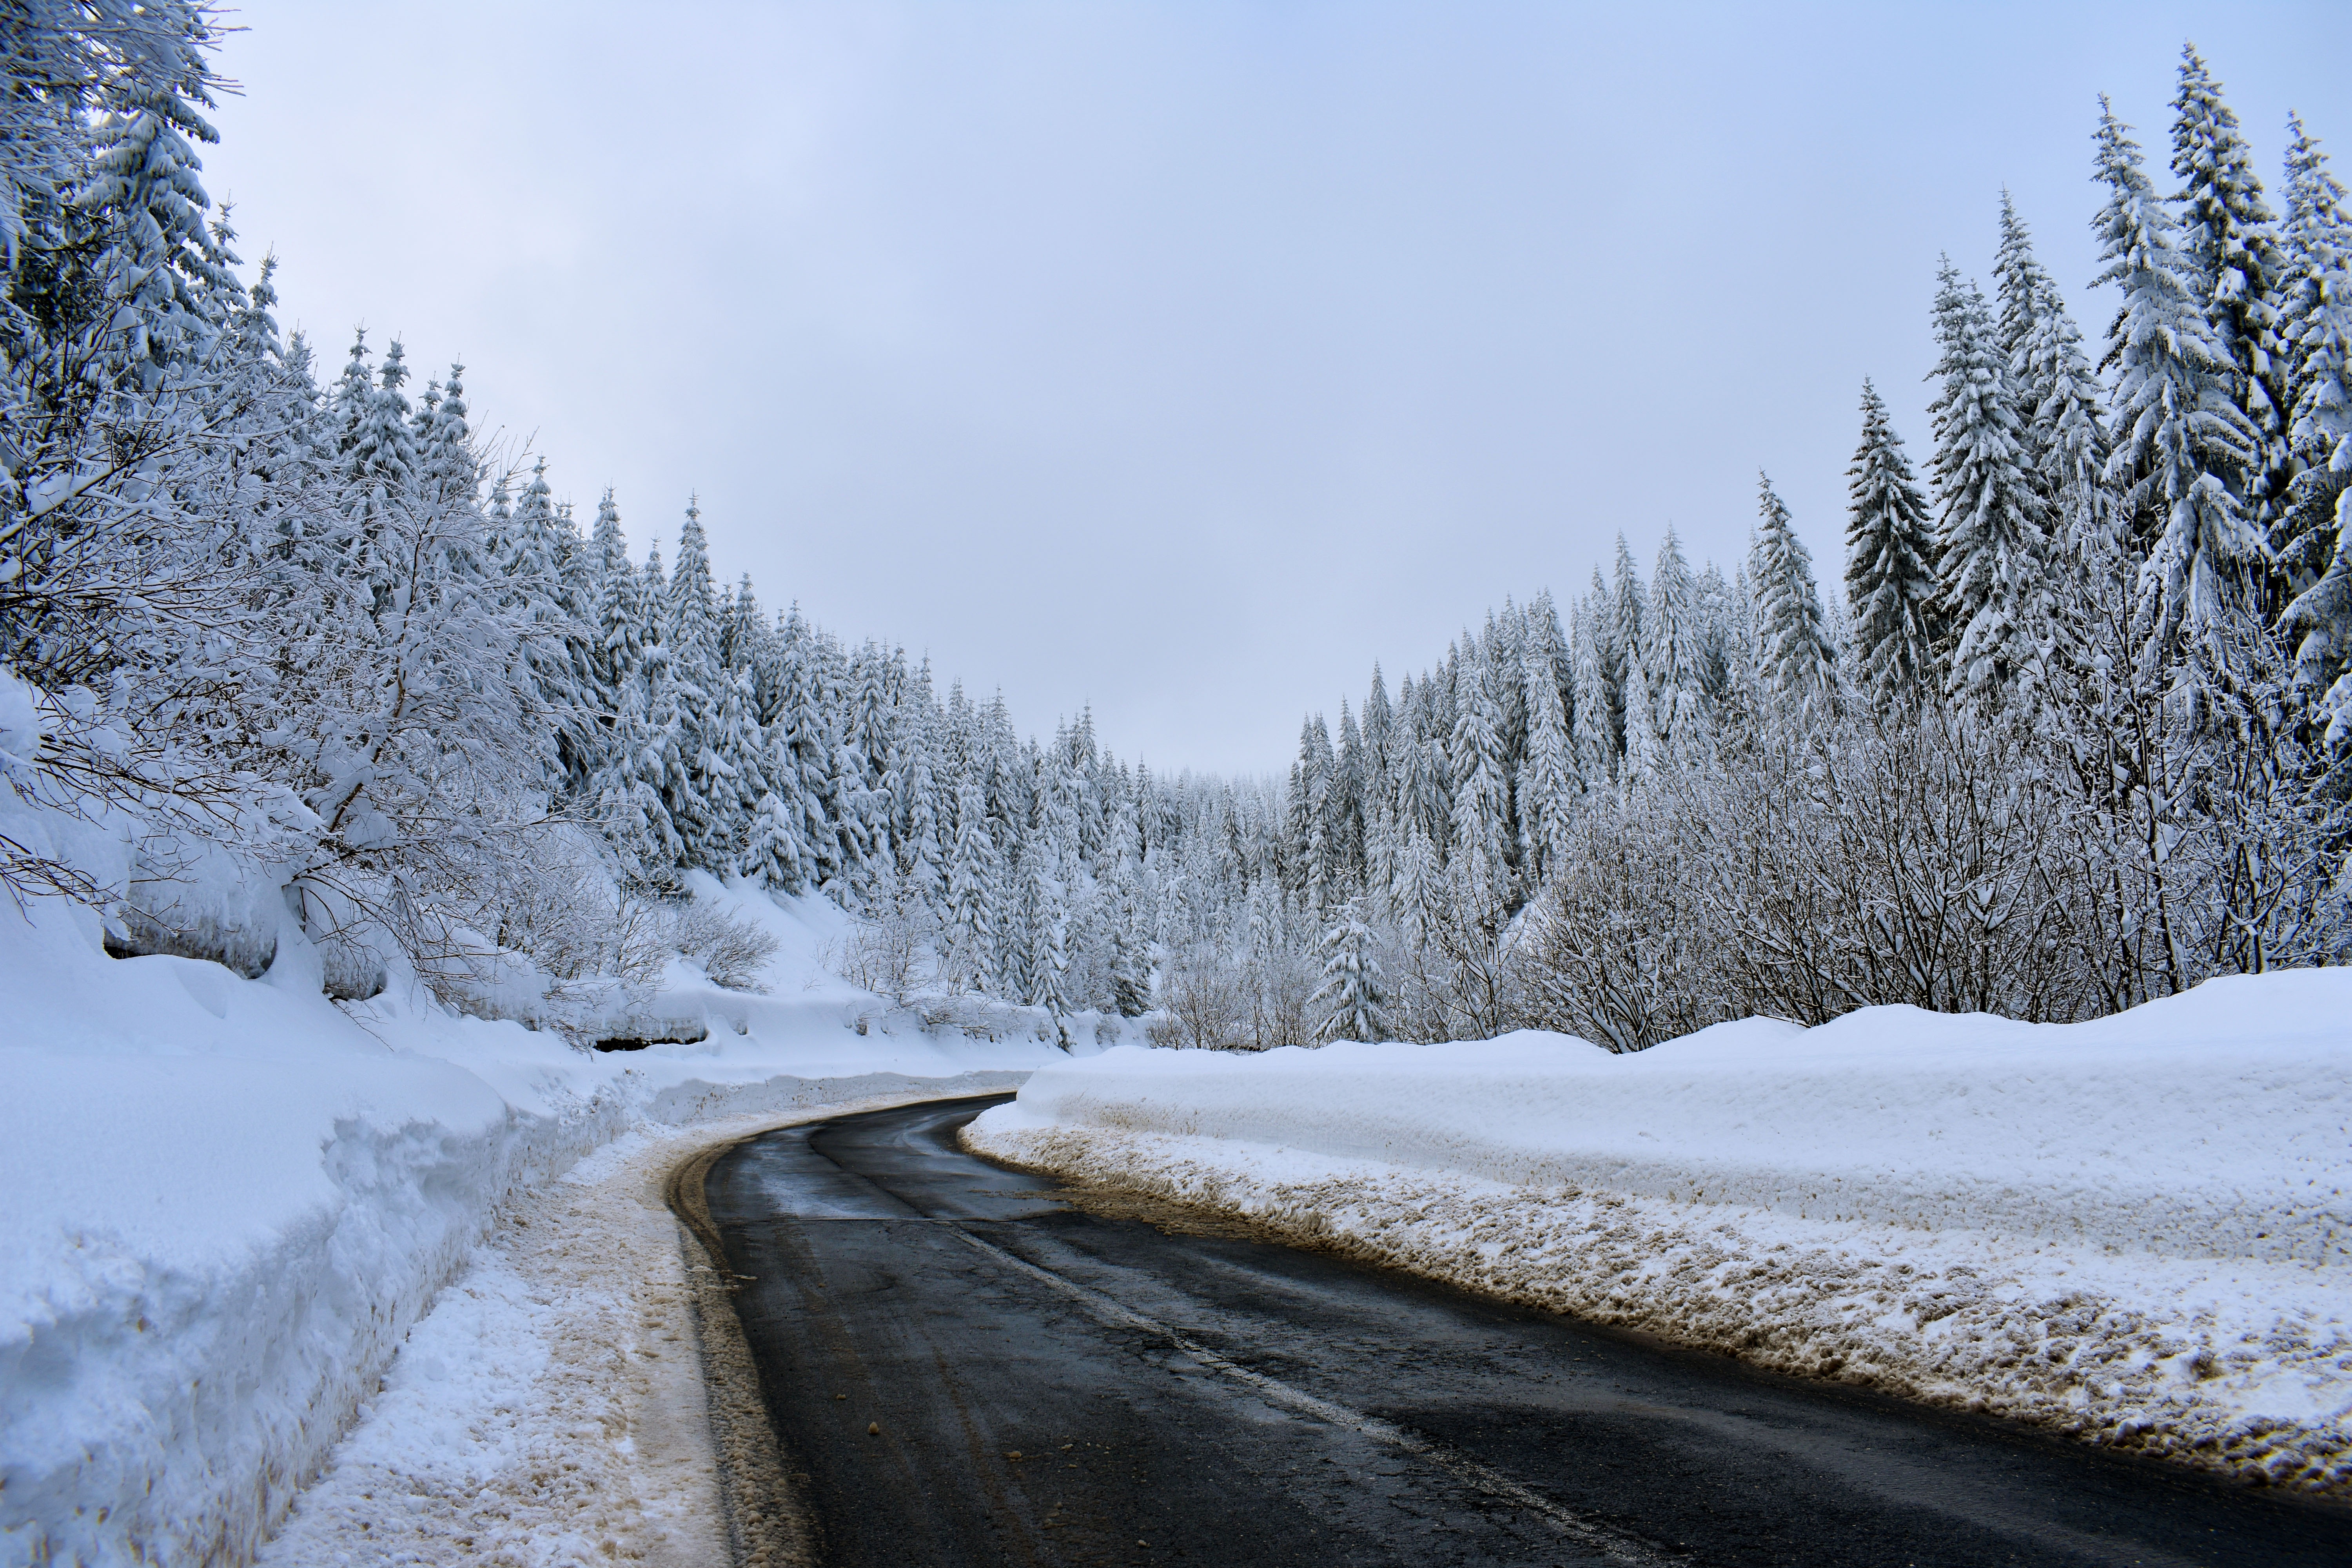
[2171,46,2294,581]
[1845,379,1941,705]
[2094,98,2262,674]
[1927,260,2056,702]
[1751,473,1837,720]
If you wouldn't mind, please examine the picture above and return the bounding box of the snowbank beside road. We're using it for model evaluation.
[966,973,2352,1494]
[0,877,1083,1567]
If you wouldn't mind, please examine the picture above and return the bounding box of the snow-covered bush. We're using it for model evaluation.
[669,899,779,991]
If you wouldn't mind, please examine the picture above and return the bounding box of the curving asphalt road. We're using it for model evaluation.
[699,1093,2352,1568]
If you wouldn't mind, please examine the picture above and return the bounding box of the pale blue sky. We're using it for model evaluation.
[206,2,2347,773]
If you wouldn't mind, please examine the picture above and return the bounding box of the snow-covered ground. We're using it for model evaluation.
[967,974,2352,1496]
[0,873,1105,1566]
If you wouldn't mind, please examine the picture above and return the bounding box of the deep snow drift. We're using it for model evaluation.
[0,873,1103,1567]
[967,974,2352,1495]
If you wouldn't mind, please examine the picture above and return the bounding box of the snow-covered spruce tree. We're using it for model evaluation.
[658,499,730,868]
[1310,904,1391,1043]
[770,604,846,894]
[585,491,637,717]
[1993,192,2060,485]
[583,512,686,887]
[1844,379,1941,706]
[1332,701,1368,894]
[2093,98,2263,679]
[494,456,597,797]
[1517,591,1578,883]
[2281,493,2352,764]
[1926,258,2057,705]
[1289,713,1334,917]
[894,669,947,899]
[1359,665,1395,825]
[1606,537,1644,760]
[942,776,1001,991]
[2278,112,2352,597]
[2019,266,2116,563]
[1107,866,1152,1018]
[1447,650,1511,906]
[2171,46,2295,598]
[1568,590,1614,786]
[1750,472,1837,722]
[1619,615,1659,789]
[1693,561,1746,712]
[1646,527,1711,759]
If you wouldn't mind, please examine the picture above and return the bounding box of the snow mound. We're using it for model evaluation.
[0,875,1074,1567]
[966,973,2352,1495]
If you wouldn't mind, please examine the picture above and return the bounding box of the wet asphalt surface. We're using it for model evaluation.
[702,1094,2352,1568]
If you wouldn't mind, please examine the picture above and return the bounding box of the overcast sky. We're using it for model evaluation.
[203,2,2347,775]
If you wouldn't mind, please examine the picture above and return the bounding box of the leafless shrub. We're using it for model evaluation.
[833,873,935,1003]
[1159,942,1249,1049]
[671,900,780,992]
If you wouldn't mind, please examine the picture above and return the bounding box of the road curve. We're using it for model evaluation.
[699,1093,2351,1568]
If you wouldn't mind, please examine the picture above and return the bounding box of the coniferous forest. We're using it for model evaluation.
[5,11,2348,1048]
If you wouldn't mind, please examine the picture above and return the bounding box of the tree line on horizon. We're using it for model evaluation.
[2,13,2344,1045]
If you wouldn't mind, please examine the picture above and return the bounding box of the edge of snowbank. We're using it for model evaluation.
[964,977,2352,1497]
[0,874,1055,1568]
[255,1087,1017,1568]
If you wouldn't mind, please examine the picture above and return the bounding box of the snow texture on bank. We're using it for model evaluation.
[966,973,2352,1495]
[0,873,1091,1568]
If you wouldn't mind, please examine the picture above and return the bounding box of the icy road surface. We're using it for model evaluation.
[700,1095,2351,1567]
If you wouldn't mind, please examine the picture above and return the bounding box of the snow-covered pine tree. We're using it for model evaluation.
[1646,528,1710,758]
[1619,615,1659,788]
[660,499,729,867]
[495,457,596,796]
[329,330,417,613]
[944,777,1001,991]
[2171,46,2295,592]
[2281,494,2352,756]
[1517,592,1577,883]
[2018,260,2116,561]
[1845,379,1942,706]
[1360,665,1396,826]
[1693,561,1744,709]
[1607,537,1644,760]
[1569,591,1613,785]
[2093,98,2263,676]
[1993,192,2059,489]
[1310,905,1391,1043]
[586,491,637,718]
[1397,674,1451,856]
[1027,850,1072,1016]
[1448,652,1511,906]
[773,605,847,896]
[1392,822,1443,952]
[894,665,947,899]
[1107,864,1152,1018]
[1750,472,1838,720]
[1927,259,2056,704]
[2278,113,2352,596]
[1332,702,1367,894]
[71,60,242,396]
[416,361,477,513]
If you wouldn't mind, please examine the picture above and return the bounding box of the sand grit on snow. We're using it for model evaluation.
[965,972,2352,1497]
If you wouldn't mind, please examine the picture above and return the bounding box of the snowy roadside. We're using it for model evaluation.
[0,873,1093,1566]
[965,973,2352,1498]
[254,1091,1000,1568]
